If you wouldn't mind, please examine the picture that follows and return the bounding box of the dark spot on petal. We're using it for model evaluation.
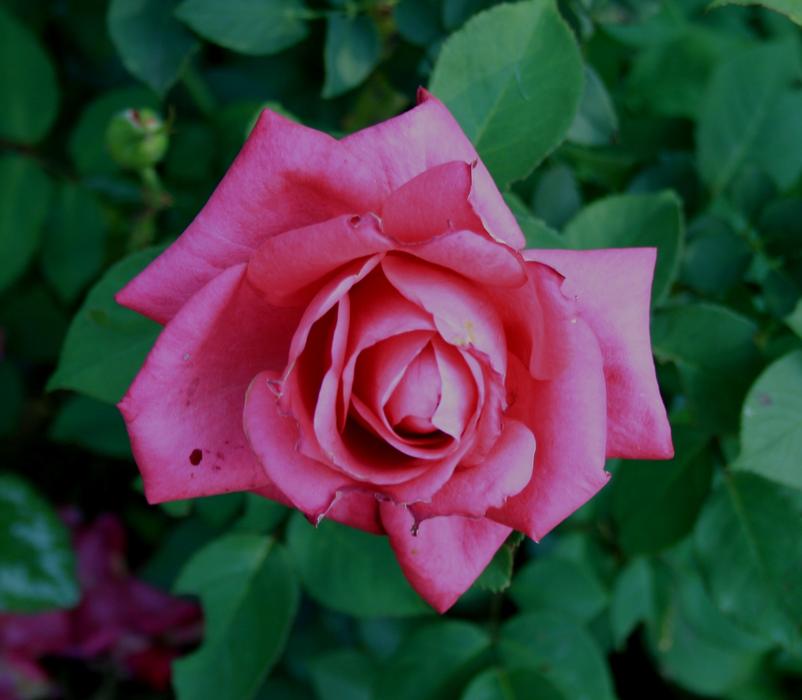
[189,449,203,465]
[213,465,222,472]
[348,215,361,226]
[216,451,225,460]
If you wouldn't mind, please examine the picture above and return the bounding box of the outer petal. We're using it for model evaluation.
[341,89,525,249]
[118,109,385,323]
[119,265,301,504]
[488,322,609,541]
[381,161,485,243]
[380,503,511,613]
[244,370,358,522]
[525,248,673,459]
[247,214,390,306]
[411,418,535,521]
[485,261,574,381]
[325,491,383,534]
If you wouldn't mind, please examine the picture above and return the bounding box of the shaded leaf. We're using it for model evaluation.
[174,535,299,700]
[108,0,198,95]
[376,621,491,700]
[48,247,162,404]
[176,0,308,56]
[694,473,802,648]
[323,15,381,99]
[286,514,430,617]
[0,6,58,144]
[0,155,52,295]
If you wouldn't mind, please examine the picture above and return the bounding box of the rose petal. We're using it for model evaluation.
[411,418,535,521]
[117,109,385,323]
[486,260,575,381]
[244,370,357,522]
[525,248,673,459]
[247,213,391,307]
[488,323,609,541]
[382,255,506,376]
[381,161,484,243]
[380,502,511,613]
[339,271,436,429]
[349,337,458,460]
[384,344,441,430]
[430,340,477,439]
[408,230,527,288]
[119,264,300,504]
[324,490,384,534]
[342,89,524,248]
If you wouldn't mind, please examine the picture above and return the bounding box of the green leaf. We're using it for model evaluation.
[174,534,299,700]
[567,65,618,146]
[0,155,53,295]
[653,568,773,696]
[49,394,131,459]
[309,649,375,700]
[680,215,752,298]
[322,15,381,99]
[232,494,289,534]
[610,558,654,648]
[651,303,761,433]
[509,557,608,622]
[564,191,684,301]
[195,493,245,528]
[394,0,444,46]
[108,0,198,95]
[0,5,58,144]
[442,0,500,31]
[697,41,802,193]
[499,611,616,700]
[694,472,802,648]
[531,164,582,230]
[0,474,78,612]
[474,531,522,593]
[737,350,802,490]
[41,183,107,304]
[626,28,736,119]
[612,425,713,555]
[429,0,583,186]
[175,0,309,56]
[503,193,565,248]
[461,667,567,700]
[375,621,491,700]
[786,299,802,338]
[68,87,160,175]
[286,514,430,617]
[709,0,802,26]
[47,247,162,404]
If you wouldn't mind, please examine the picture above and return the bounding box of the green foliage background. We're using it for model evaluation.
[2,0,802,697]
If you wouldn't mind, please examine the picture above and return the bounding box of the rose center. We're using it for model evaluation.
[385,344,442,437]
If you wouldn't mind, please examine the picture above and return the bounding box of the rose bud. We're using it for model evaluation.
[105,108,168,171]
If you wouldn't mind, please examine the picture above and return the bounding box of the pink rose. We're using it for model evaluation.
[118,90,672,612]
